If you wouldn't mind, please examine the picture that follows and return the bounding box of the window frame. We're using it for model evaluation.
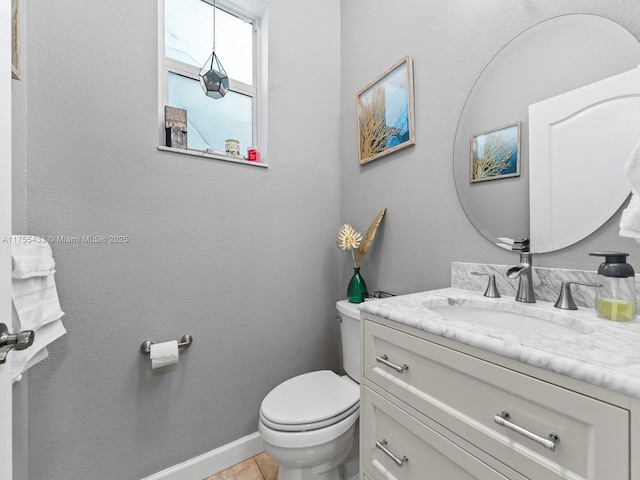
[158,0,264,163]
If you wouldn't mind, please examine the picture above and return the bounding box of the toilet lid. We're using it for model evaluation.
[260,370,359,431]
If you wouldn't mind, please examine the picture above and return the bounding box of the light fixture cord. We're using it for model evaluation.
[212,0,217,52]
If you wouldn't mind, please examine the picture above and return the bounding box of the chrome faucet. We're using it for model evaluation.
[507,252,536,303]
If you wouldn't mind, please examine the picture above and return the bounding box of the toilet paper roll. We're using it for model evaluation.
[149,340,179,369]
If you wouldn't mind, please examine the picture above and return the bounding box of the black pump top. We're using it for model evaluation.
[589,251,635,278]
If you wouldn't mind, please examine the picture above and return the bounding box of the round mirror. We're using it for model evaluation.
[453,14,640,253]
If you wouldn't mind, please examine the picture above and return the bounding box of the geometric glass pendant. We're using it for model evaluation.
[199,51,229,99]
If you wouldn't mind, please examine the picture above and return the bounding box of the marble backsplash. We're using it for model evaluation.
[450,261,640,308]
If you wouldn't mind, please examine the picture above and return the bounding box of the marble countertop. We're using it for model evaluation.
[359,287,640,399]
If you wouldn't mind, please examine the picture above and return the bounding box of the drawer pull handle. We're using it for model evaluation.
[376,354,409,373]
[376,439,408,467]
[494,411,559,451]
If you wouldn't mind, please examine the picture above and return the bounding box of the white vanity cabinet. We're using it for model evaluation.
[360,313,634,480]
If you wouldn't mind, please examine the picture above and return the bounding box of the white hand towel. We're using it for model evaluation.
[11,318,66,383]
[12,274,64,332]
[11,237,56,279]
[620,139,640,241]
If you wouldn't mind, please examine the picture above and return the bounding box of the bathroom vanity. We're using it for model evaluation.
[358,288,640,480]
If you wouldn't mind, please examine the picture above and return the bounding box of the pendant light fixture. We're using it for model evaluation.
[199,0,229,99]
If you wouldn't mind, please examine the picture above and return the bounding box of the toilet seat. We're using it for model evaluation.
[259,406,359,450]
[260,370,359,432]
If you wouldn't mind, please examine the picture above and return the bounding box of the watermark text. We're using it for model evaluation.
[2,235,129,245]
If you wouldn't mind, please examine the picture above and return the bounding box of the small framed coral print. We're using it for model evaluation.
[356,55,415,165]
[470,122,521,183]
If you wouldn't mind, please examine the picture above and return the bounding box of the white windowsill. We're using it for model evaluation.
[157,145,268,168]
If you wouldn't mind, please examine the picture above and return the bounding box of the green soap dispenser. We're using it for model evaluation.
[589,252,637,322]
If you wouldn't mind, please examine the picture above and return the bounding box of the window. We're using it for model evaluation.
[160,0,263,158]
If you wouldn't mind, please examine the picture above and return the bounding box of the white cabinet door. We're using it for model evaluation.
[528,66,640,252]
[0,0,13,475]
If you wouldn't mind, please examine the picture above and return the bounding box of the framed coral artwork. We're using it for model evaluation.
[12,0,19,80]
[470,122,521,183]
[356,55,415,165]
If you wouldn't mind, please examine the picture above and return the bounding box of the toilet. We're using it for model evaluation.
[258,300,361,480]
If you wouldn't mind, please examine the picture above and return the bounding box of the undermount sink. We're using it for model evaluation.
[425,299,592,335]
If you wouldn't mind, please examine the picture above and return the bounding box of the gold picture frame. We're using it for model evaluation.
[470,122,521,183]
[12,0,20,80]
[356,55,415,165]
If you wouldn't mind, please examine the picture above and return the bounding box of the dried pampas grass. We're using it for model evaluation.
[355,208,386,264]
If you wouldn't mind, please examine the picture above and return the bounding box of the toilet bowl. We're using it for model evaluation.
[259,371,359,480]
[258,301,361,480]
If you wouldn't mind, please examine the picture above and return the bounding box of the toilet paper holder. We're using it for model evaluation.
[140,334,193,355]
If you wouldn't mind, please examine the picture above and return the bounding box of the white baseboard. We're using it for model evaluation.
[141,432,264,480]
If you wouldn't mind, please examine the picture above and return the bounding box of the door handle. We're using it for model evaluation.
[0,323,35,364]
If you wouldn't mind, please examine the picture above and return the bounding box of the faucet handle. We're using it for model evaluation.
[554,280,601,310]
[471,272,501,298]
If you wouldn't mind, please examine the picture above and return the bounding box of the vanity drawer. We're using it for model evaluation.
[363,320,630,480]
[362,386,511,480]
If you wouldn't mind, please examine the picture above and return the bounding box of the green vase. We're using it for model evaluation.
[347,267,368,303]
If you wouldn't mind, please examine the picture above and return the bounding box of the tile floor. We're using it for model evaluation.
[203,452,278,480]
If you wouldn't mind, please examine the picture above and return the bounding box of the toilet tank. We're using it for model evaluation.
[336,300,361,382]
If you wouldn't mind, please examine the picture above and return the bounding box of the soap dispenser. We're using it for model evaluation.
[589,252,637,322]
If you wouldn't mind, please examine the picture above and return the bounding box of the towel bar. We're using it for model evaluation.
[140,334,193,355]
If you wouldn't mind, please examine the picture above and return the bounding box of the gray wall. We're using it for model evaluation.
[17,0,341,478]
[13,0,640,479]
[339,0,640,298]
